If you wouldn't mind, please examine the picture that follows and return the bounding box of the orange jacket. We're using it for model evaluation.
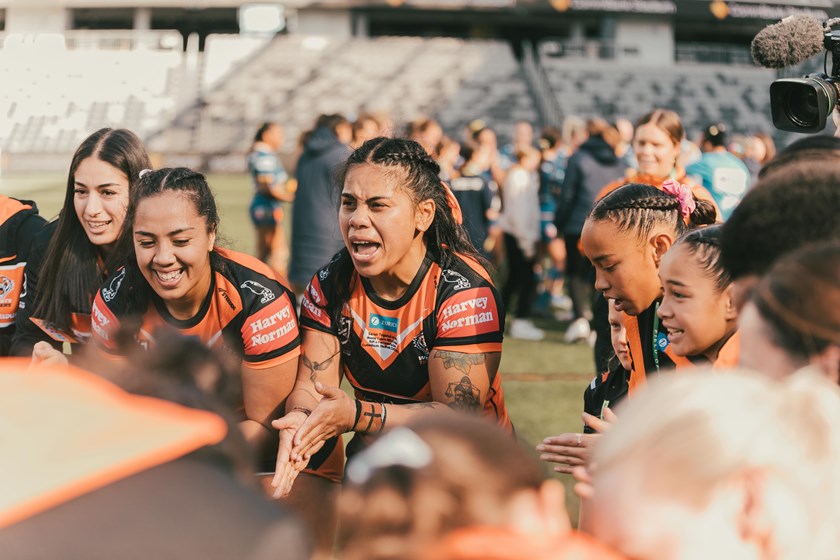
[625,317,740,394]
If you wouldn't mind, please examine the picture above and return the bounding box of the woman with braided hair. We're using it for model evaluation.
[740,242,840,383]
[271,137,512,554]
[539,182,716,478]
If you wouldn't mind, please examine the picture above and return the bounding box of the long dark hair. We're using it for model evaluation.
[112,167,222,319]
[323,137,486,326]
[35,128,150,330]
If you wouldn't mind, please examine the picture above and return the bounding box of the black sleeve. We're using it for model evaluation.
[554,155,582,230]
[11,222,60,356]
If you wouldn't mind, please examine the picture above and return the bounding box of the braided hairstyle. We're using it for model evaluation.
[112,167,223,320]
[673,225,730,292]
[587,183,717,242]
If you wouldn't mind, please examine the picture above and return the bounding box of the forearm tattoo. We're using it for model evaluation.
[301,348,340,383]
[434,351,487,375]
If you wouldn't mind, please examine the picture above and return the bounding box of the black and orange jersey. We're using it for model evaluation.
[0,197,47,356]
[300,250,511,430]
[91,247,300,369]
[624,303,740,394]
[583,360,629,434]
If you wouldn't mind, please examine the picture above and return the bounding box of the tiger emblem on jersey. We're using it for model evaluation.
[241,280,275,304]
[441,269,471,291]
[412,332,429,364]
[0,276,13,299]
[102,269,125,302]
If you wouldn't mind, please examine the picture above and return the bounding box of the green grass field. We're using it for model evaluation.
[2,172,595,518]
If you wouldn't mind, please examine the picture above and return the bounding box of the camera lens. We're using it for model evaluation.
[786,87,820,128]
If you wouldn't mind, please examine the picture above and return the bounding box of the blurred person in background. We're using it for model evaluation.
[500,119,536,169]
[338,415,625,560]
[742,132,776,184]
[12,128,149,362]
[436,135,462,182]
[614,117,636,170]
[585,370,840,560]
[449,143,495,255]
[351,112,381,150]
[248,122,294,274]
[289,113,352,292]
[555,118,625,344]
[686,123,749,220]
[499,146,544,340]
[408,117,444,157]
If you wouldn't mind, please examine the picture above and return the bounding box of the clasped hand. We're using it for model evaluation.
[271,381,354,498]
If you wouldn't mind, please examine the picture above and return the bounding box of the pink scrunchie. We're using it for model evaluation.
[661,179,696,219]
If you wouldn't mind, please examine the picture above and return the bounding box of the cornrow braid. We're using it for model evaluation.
[588,183,716,242]
[674,225,730,292]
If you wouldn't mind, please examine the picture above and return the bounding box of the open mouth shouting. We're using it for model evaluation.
[350,240,381,262]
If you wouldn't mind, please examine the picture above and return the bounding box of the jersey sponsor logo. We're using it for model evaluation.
[308,282,322,305]
[218,288,236,310]
[244,295,297,354]
[301,294,323,319]
[440,311,496,333]
[441,269,471,291]
[368,313,399,333]
[440,296,489,320]
[438,287,500,337]
[241,280,276,304]
[349,307,424,363]
[657,331,670,351]
[91,300,114,342]
[102,269,126,302]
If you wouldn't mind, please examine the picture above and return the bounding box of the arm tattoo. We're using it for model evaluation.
[444,376,482,412]
[433,351,487,375]
[301,348,340,383]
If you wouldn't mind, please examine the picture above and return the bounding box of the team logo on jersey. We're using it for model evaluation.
[412,332,429,364]
[368,313,399,333]
[102,269,126,302]
[0,276,13,299]
[441,269,471,291]
[241,280,275,304]
[338,315,353,349]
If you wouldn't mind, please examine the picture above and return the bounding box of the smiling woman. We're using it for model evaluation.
[12,128,150,361]
[88,167,302,474]
[270,137,513,556]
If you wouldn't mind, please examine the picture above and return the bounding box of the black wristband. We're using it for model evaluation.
[353,399,362,430]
